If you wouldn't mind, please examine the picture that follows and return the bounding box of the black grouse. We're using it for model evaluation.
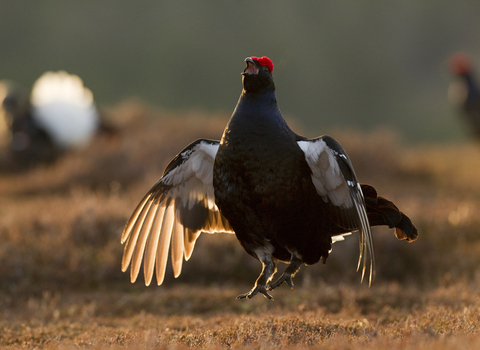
[0,71,101,168]
[448,52,480,138]
[121,56,418,300]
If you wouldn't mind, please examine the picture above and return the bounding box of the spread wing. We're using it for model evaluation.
[121,139,234,286]
[297,135,375,285]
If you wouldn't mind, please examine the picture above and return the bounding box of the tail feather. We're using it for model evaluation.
[393,214,418,242]
[361,184,418,242]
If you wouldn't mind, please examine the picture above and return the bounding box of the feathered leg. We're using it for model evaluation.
[237,256,277,300]
[267,255,303,291]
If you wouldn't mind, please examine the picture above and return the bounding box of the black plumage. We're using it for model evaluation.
[121,56,418,300]
[1,82,59,167]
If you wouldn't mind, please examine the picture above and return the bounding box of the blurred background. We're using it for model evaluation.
[2,0,480,142]
[1,1,480,296]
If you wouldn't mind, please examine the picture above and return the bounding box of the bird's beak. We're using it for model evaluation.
[242,58,259,75]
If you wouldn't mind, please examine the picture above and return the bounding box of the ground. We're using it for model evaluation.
[1,100,480,349]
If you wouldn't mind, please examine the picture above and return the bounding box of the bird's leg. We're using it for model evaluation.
[236,256,276,301]
[267,255,303,291]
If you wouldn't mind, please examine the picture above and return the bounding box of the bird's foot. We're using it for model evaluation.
[267,273,294,291]
[236,285,274,301]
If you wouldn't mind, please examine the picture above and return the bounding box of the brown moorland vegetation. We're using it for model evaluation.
[1,101,480,349]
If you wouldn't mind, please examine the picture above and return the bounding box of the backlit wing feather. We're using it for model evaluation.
[121,139,234,286]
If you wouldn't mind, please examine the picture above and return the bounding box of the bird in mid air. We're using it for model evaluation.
[121,56,418,300]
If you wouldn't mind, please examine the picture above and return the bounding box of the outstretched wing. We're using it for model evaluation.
[297,135,375,285]
[121,139,234,286]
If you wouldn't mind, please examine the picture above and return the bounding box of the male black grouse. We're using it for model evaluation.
[448,52,480,138]
[0,71,100,168]
[121,56,418,300]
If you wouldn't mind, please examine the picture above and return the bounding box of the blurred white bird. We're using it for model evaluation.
[31,71,99,148]
[0,71,100,168]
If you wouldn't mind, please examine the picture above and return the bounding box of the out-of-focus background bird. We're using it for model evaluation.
[0,80,57,166]
[0,71,115,169]
[448,53,480,139]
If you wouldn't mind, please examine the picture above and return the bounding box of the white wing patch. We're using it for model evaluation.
[331,232,352,243]
[121,140,234,286]
[162,142,218,211]
[297,139,353,208]
[298,137,375,285]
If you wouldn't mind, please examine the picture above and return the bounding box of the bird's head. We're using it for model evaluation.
[242,56,275,93]
[449,52,471,76]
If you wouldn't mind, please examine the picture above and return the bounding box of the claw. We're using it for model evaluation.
[236,285,274,301]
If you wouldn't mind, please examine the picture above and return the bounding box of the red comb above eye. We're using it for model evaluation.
[250,56,274,72]
[449,52,470,75]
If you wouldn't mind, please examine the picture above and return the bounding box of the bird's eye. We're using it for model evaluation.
[262,66,269,71]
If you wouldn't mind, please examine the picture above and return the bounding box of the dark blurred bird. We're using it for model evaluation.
[448,53,480,138]
[121,56,418,300]
[0,71,101,168]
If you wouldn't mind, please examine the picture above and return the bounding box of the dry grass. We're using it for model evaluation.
[1,100,480,348]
